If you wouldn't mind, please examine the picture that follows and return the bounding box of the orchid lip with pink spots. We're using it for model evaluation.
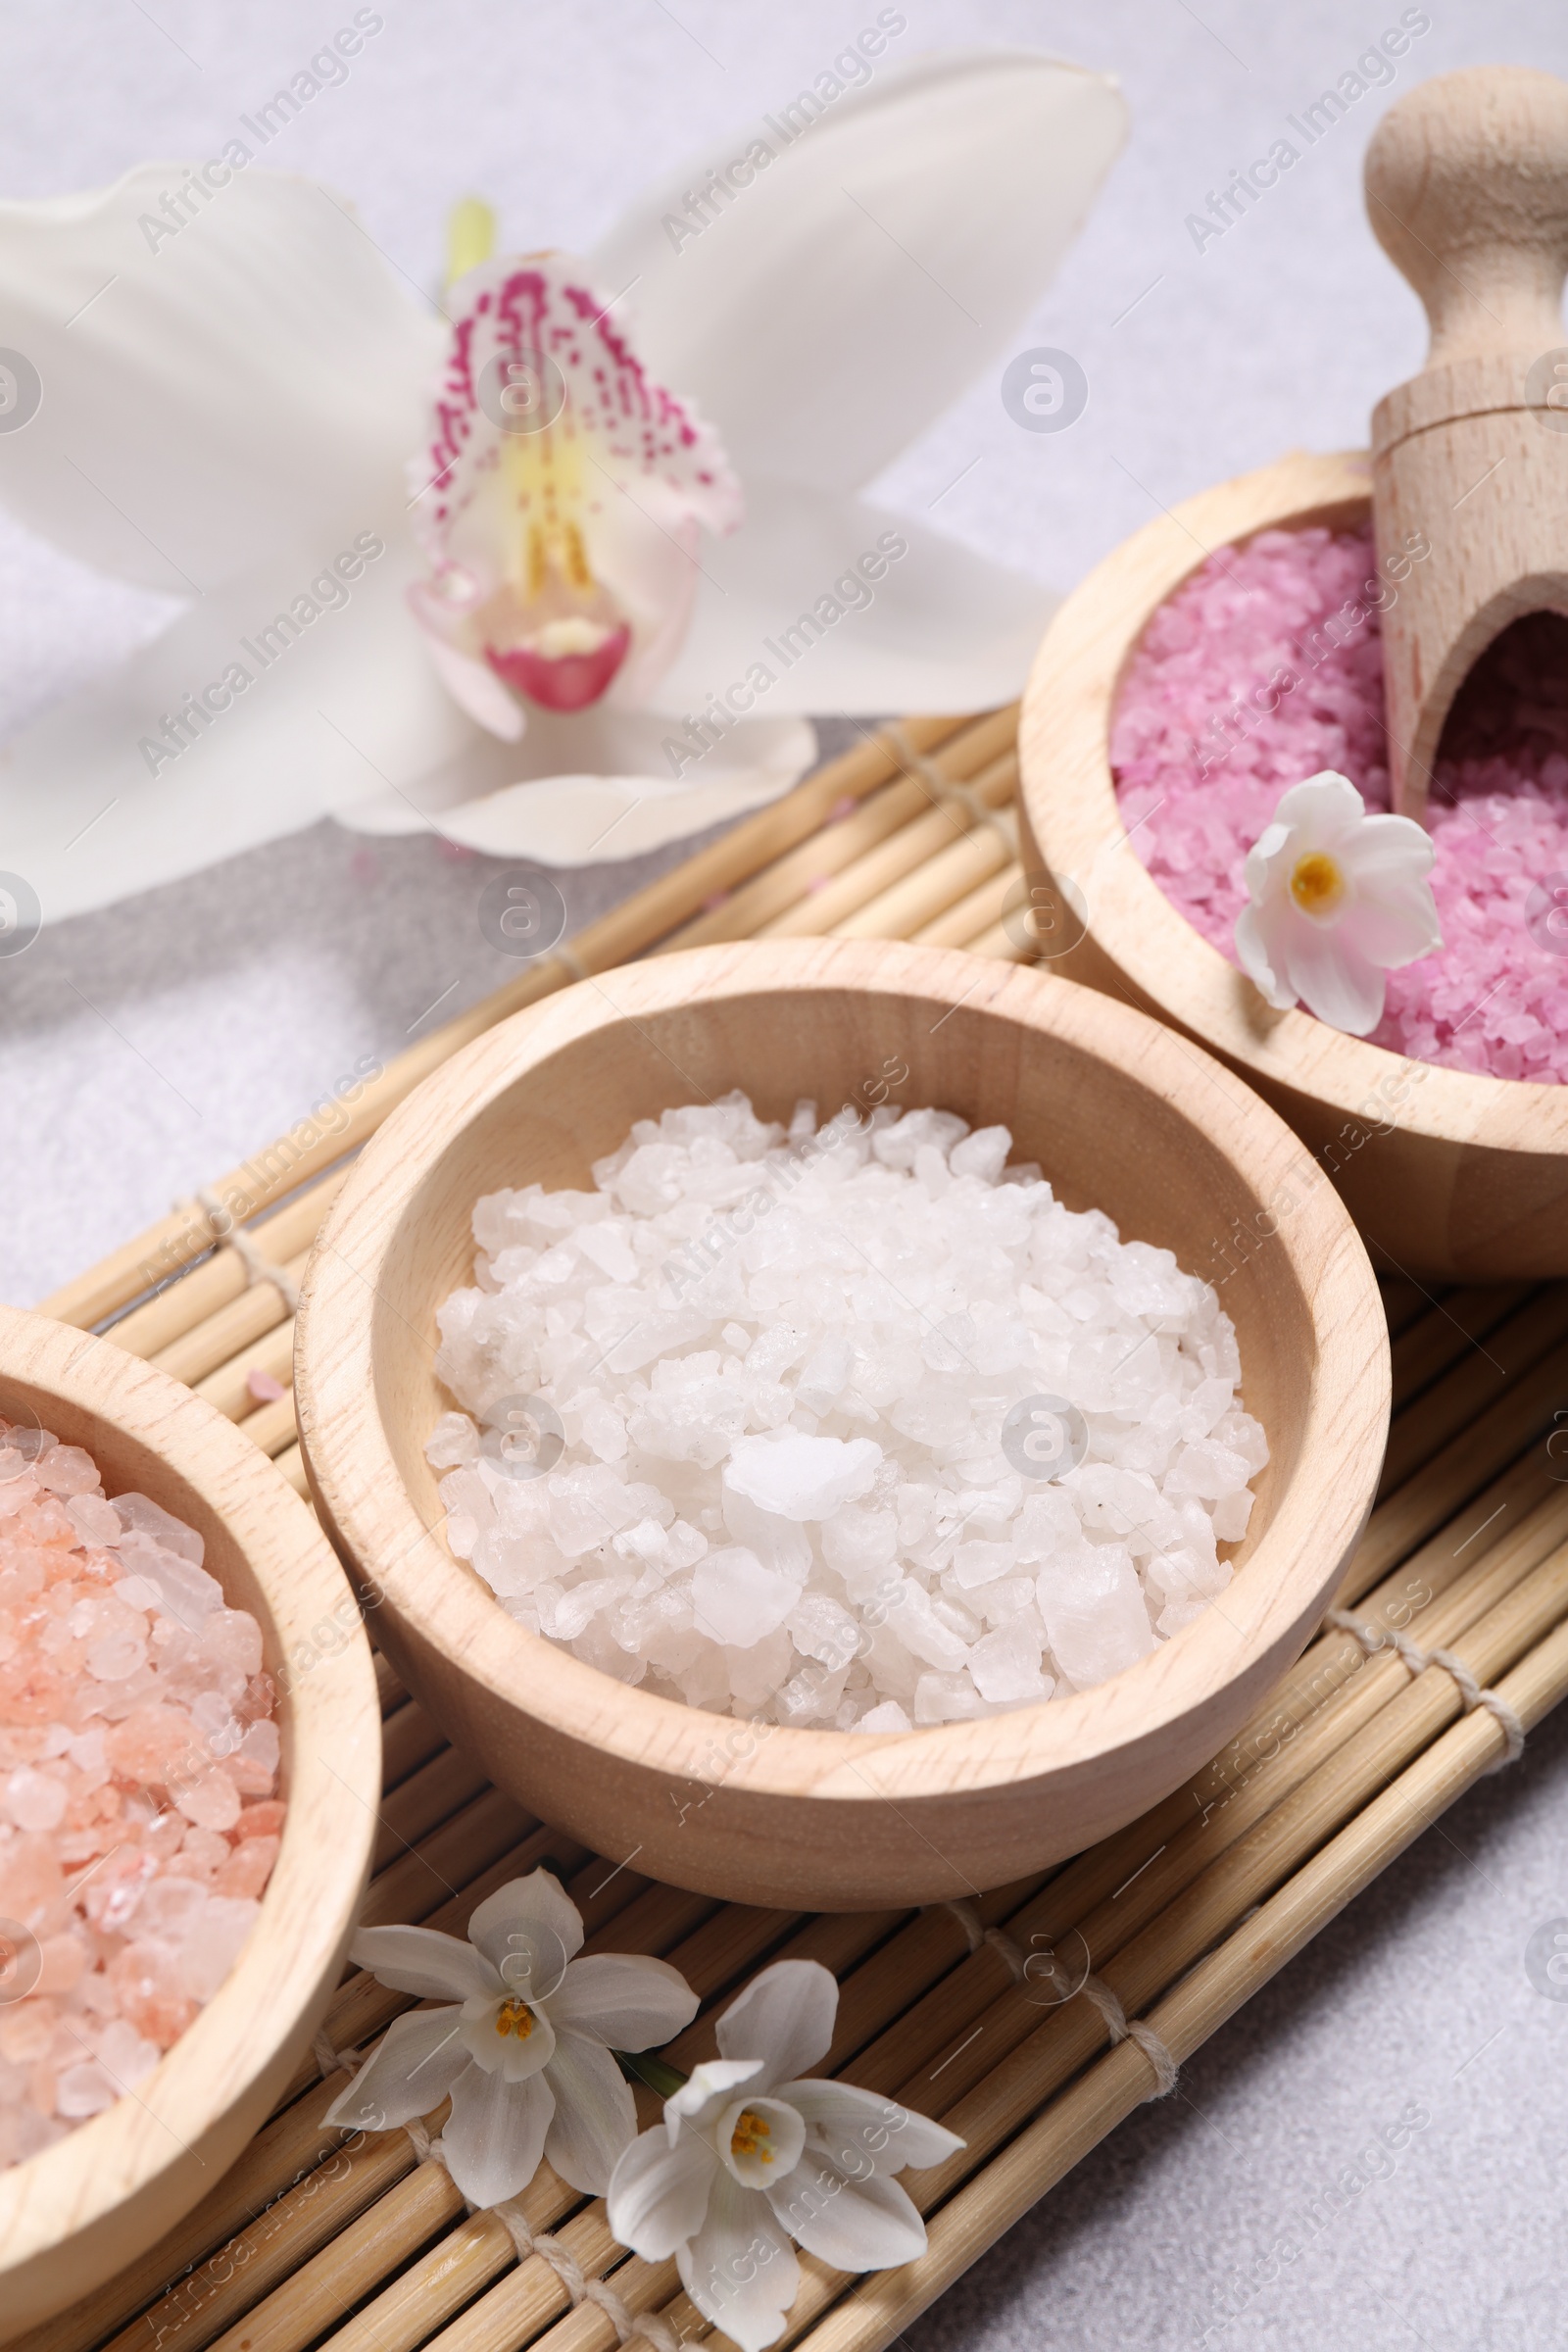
[408,256,744,737]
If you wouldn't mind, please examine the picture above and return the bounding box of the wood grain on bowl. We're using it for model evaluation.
[293,939,1388,1912]
[0,1307,380,2343]
[1018,447,1568,1280]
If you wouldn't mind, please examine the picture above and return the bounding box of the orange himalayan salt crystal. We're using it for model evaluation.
[0,1421,287,2170]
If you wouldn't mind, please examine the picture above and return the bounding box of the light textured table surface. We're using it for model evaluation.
[3,3,1567,2344]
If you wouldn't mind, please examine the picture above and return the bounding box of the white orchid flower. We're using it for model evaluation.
[607,1959,963,2352]
[1234,769,1443,1036]
[0,50,1124,923]
[322,1868,698,2208]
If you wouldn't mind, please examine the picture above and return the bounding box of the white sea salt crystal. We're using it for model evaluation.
[428,1094,1267,1728]
[1037,1544,1158,1690]
[855,1699,912,1734]
[725,1432,881,1521]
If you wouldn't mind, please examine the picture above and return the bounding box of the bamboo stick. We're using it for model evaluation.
[271,1442,311,1498]
[100,1173,347,1360]
[791,1609,1568,2352]
[1376,1283,1568,1497]
[910,864,1018,951]
[1389,1281,1532,1412]
[311,2182,617,2352]
[373,1651,410,1714]
[429,2252,679,2352]
[39,718,987,1333]
[758,753,1016,942]
[194,1320,296,1422]
[149,1251,311,1390]
[373,1744,496,1875]
[238,1389,299,1458]
[358,1787,543,1933]
[961,917,1029,962]
[381,1698,449,1793]
[833,815,1014,944]
[654,714,1016,957]
[94,2102,453,2352]
[1349,1333,1568,1589]
[1380,1275,1433,1336]
[20,2073,359,2352]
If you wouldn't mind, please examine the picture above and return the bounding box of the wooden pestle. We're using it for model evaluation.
[1366,65,1568,819]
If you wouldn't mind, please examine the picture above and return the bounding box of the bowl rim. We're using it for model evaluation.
[0,1305,380,2285]
[294,936,1388,1813]
[1018,445,1568,1152]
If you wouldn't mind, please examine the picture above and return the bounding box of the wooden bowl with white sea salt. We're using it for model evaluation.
[294,939,1387,1911]
[0,1305,379,2341]
[1018,447,1568,1279]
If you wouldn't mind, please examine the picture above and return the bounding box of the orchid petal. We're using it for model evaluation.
[412,613,527,740]
[351,1924,499,2003]
[1283,921,1388,1036]
[714,1960,836,2093]
[677,2168,799,2352]
[0,166,436,591]
[0,538,482,923]
[779,2081,965,2176]
[591,51,1126,494]
[648,479,1055,715]
[608,2123,718,2260]
[767,2153,928,2270]
[540,2030,639,2193]
[443,2061,556,2209]
[466,1868,585,1994]
[547,1952,700,2050]
[347,712,815,862]
[322,2007,470,2132]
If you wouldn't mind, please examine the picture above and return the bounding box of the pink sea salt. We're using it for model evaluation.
[0,1421,285,2170]
[1111,522,1568,1082]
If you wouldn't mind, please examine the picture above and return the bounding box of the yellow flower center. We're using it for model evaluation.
[495,1997,536,2040]
[730,2108,775,2164]
[1289,851,1345,915]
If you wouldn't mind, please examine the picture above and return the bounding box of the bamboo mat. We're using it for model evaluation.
[22,710,1568,2352]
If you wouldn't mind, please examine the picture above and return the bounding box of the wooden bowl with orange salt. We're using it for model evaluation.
[1018,447,1568,1281]
[294,938,1388,1913]
[0,1305,380,2341]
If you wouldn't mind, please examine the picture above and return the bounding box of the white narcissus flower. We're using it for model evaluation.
[0,50,1125,922]
[322,1868,698,2208]
[608,1960,963,2352]
[1234,770,1443,1036]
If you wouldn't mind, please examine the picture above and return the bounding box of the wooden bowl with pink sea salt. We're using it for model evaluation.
[1018,447,1568,1282]
[294,938,1387,1913]
[0,1305,380,2342]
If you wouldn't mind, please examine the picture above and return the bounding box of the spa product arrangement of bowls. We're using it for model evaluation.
[1019,448,1568,1281]
[294,939,1388,1912]
[0,1306,380,2342]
